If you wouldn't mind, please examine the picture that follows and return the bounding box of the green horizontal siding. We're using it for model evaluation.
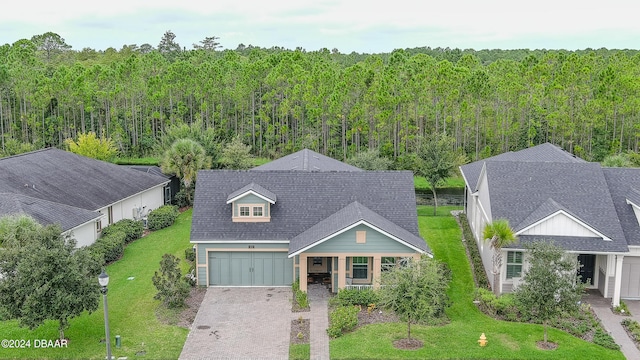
[304,224,418,254]
[197,267,207,285]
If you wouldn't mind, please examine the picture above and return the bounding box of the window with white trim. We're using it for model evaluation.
[239,206,250,217]
[253,206,263,217]
[506,251,523,279]
[352,257,368,279]
[381,257,396,272]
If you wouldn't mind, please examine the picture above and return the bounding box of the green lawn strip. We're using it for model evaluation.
[0,210,193,359]
[414,176,465,192]
[289,343,310,360]
[330,206,624,359]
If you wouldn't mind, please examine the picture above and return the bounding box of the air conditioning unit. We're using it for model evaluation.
[132,207,140,220]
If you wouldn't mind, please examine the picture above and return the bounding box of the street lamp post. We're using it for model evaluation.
[98,271,111,360]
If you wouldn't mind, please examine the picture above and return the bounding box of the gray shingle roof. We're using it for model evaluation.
[288,201,428,255]
[508,235,628,253]
[0,148,170,211]
[514,198,570,232]
[227,182,277,203]
[487,161,627,253]
[0,193,100,231]
[252,149,362,172]
[603,168,640,246]
[191,171,427,253]
[460,143,585,192]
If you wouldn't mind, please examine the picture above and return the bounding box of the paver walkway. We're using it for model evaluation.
[179,287,292,360]
[584,291,640,360]
[307,284,331,360]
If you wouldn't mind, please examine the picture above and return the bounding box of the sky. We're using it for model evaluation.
[1,0,639,53]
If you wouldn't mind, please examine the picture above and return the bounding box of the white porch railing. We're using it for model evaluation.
[345,284,374,290]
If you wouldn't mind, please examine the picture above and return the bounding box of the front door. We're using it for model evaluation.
[578,254,596,286]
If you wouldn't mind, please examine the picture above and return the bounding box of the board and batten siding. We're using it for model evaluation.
[520,212,600,237]
[232,194,270,217]
[97,185,166,228]
[303,224,420,254]
[64,221,99,248]
[195,242,289,285]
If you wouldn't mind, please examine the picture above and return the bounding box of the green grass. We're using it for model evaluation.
[253,157,272,166]
[414,176,465,191]
[0,210,193,359]
[330,206,624,359]
[111,157,160,166]
[289,343,310,359]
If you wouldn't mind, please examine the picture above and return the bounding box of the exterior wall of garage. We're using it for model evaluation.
[195,242,290,286]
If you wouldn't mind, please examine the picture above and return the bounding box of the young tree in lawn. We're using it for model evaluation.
[415,133,457,215]
[161,138,212,204]
[152,254,190,308]
[514,240,584,345]
[483,219,517,296]
[65,131,118,161]
[378,255,450,344]
[220,135,254,170]
[0,218,101,340]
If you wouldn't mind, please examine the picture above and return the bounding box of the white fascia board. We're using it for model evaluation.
[515,210,611,241]
[288,220,427,257]
[190,240,289,244]
[226,190,276,204]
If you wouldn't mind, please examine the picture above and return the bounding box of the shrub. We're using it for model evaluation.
[147,205,179,231]
[593,327,620,350]
[174,187,195,208]
[91,231,126,265]
[613,301,631,315]
[292,279,309,309]
[458,214,490,289]
[102,219,144,244]
[185,247,196,262]
[329,288,379,307]
[327,305,359,338]
[152,254,191,308]
[475,288,519,321]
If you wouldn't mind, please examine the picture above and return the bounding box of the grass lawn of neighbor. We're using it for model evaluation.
[0,210,193,359]
[329,205,625,359]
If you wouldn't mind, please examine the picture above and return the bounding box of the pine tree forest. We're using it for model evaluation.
[2,32,640,163]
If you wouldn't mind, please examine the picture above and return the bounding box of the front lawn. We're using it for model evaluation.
[329,206,624,359]
[414,176,465,192]
[0,210,193,359]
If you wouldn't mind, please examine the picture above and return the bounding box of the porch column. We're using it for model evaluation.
[373,256,381,289]
[338,256,346,290]
[612,255,624,307]
[300,254,308,292]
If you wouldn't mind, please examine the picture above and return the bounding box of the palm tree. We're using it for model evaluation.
[483,219,517,296]
[161,138,212,204]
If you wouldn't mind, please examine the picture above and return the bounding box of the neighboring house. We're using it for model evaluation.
[191,149,429,292]
[126,165,180,205]
[0,148,170,247]
[460,142,640,306]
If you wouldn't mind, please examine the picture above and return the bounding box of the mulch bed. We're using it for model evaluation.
[393,338,424,350]
[290,318,310,345]
[536,341,558,350]
[156,286,207,328]
[357,307,399,327]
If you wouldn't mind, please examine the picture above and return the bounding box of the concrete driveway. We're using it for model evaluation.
[179,287,293,360]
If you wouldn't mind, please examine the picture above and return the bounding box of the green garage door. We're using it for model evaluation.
[208,251,293,286]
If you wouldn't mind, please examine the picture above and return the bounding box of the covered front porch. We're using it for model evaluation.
[295,253,420,293]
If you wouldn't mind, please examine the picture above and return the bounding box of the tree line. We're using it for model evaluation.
[1,31,640,162]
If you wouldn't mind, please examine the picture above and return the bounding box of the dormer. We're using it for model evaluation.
[226,182,276,222]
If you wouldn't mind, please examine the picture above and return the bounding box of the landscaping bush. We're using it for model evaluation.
[622,318,640,343]
[174,187,195,208]
[475,288,519,321]
[327,305,359,338]
[91,230,126,265]
[147,205,179,231]
[185,247,196,262]
[292,279,309,309]
[152,253,191,308]
[458,213,490,289]
[102,218,144,244]
[329,288,379,307]
[593,327,620,350]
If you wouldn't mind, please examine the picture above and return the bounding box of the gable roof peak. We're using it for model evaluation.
[226,182,277,204]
